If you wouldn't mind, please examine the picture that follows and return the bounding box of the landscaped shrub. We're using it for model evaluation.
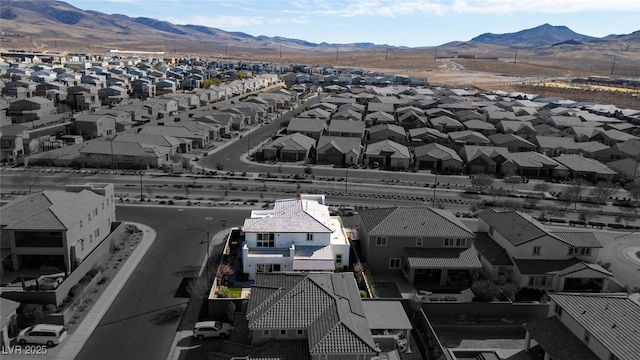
[44,304,57,314]
[359,290,368,298]
[216,286,230,298]
[87,268,100,278]
[471,280,500,302]
[20,304,44,327]
[79,274,93,285]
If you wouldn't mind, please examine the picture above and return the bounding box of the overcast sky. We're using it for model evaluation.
[64,0,640,47]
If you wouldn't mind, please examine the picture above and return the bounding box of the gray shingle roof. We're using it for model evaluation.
[548,293,640,360]
[242,198,332,233]
[553,154,617,175]
[359,207,474,238]
[246,273,376,355]
[473,232,513,266]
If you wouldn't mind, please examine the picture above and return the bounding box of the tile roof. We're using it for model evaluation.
[317,136,362,155]
[260,133,316,152]
[547,293,640,360]
[247,273,376,355]
[1,190,105,231]
[473,232,513,266]
[408,127,448,140]
[286,118,327,133]
[488,133,535,147]
[478,209,549,246]
[513,258,612,276]
[575,141,609,153]
[327,119,365,134]
[448,130,491,144]
[553,154,617,175]
[242,198,333,233]
[365,140,410,159]
[535,136,579,150]
[463,119,497,131]
[460,145,510,162]
[523,317,600,360]
[504,152,561,168]
[551,232,602,248]
[358,207,474,238]
[405,247,482,269]
[429,115,464,128]
[368,123,406,136]
[414,142,463,162]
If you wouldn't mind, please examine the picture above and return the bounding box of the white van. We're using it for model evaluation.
[17,324,67,346]
[340,206,357,216]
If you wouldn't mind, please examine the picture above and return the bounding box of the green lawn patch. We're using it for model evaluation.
[228,288,243,298]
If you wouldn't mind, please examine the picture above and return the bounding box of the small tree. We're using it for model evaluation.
[186,276,211,299]
[471,174,494,192]
[10,171,42,194]
[565,179,587,211]
[591,181,616,209]
[217,262,235,284]
[471,280,500,302]
[304,165,313,175]
[352,261,367,288]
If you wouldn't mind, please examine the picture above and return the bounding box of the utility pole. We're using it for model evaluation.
[188,228,210,276]
[280,45,282,58]
[336,47,338,62]
[434,48,437,61]
[611,57,617,75]
[432,173,438,207]
[385,48,389,62]
[139,162,144,201]
[345,167,349,195]
[514,48,518,64]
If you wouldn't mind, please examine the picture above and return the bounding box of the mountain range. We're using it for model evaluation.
[1,0,639,54]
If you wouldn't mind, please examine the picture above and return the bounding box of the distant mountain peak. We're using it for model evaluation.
[470,24,594,48]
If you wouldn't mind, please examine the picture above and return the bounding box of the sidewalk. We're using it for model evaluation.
[54,222,157,360]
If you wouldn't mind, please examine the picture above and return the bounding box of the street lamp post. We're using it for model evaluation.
[188,228,211,276]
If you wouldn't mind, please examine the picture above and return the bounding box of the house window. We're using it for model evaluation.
[376,237,387,246]
[279,329,287,337]
[89,234,93,243]
[336,254,342,264]
[528,276,554,287]
[95,228,100,238]
[389,258,401,269]
[532,246,541,255]
[79,239,84,252]
[257,233,275,247]
[444,238,465,247]
[297,329,304,336]
[94,208,98,216]
[80,219,83,229]
[306,233,314,241]
[262,330,270,337]
[416,238,423,247]
[580,248,591,256]
[88,213,91,222]
[583,331,591,344]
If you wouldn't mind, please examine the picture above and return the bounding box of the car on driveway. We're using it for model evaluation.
[193,321,233,340]
[17,324,67,346]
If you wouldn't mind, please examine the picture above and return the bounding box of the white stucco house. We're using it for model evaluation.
[241,194,351,280]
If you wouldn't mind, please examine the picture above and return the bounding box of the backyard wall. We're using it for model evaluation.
[422,302,549,321]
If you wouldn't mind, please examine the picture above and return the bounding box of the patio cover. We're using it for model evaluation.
[524,317,599,360]
[362,300,413,331]
[292,245,335,271]
[405,247,482,269]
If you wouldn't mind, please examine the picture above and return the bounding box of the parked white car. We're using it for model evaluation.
[192,321,233,340]
[16,324,67,346]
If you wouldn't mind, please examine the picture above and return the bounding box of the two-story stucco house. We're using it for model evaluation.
[0,183,115,276]
[476,209,612,291]
[241,195,350,280]
[358,207,480,288]
[523,293,640,360]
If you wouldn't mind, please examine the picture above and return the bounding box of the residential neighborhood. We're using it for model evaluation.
[1,49,639,360]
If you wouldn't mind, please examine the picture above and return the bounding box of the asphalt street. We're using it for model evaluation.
[74,206,250,360]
